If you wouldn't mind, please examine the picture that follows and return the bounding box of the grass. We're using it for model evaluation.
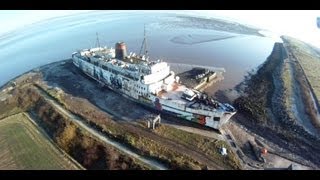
[121,129,204,170]
[281,36,320,129]
[28,88,151,170]
[282,36,320,107]
[0,102,22,120]
[0,113,79,170]
[35,83,206,169]
[282,60,294,111]
[154,124,241,169]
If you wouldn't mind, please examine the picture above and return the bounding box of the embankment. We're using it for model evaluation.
[282,36,320,130]
[233,42,320,167]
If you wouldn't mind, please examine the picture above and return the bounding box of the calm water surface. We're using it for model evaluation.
[0,11,276,94]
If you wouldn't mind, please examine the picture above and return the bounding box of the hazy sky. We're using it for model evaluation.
[0,10,319,47]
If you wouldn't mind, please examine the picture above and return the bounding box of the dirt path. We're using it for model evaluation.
[219,125,259,170]
[228,117,317,169]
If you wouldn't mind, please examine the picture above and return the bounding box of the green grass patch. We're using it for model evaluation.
[154,124,241,169]
[0,113,79,170]
[0,104,22,120]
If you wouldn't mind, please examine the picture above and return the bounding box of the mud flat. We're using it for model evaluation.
[170,34,236,45]
[173,16,263,37]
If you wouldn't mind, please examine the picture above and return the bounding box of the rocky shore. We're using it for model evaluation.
[232,40,320,168]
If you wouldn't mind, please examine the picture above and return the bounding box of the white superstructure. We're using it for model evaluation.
[72,41,236,130]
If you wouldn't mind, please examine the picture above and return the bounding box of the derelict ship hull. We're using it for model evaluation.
[72,56,235,130]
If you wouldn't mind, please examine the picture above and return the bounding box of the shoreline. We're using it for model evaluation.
[0,59,71,91]
[230,40,320,168]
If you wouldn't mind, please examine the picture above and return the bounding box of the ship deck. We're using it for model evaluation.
[157,82,190,105]
[157,82,228,112]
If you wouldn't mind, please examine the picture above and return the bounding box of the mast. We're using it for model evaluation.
[95,32,101,48]
[139,25,148,58]
[144,24,148,57]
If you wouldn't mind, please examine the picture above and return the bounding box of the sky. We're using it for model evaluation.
[0,10,319,47]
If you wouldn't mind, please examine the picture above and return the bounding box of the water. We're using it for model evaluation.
[0,11,276,94]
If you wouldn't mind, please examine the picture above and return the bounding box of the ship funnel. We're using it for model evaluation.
[115,42,127,60]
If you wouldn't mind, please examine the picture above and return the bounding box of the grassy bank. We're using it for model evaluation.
[282,36,320,128]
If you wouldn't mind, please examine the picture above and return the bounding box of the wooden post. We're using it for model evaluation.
[152,120,155,130]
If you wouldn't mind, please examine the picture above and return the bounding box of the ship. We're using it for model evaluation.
[71,31,236,130]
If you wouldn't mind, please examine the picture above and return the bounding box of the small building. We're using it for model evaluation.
[145,114,161,130]
[220,147,227,156]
